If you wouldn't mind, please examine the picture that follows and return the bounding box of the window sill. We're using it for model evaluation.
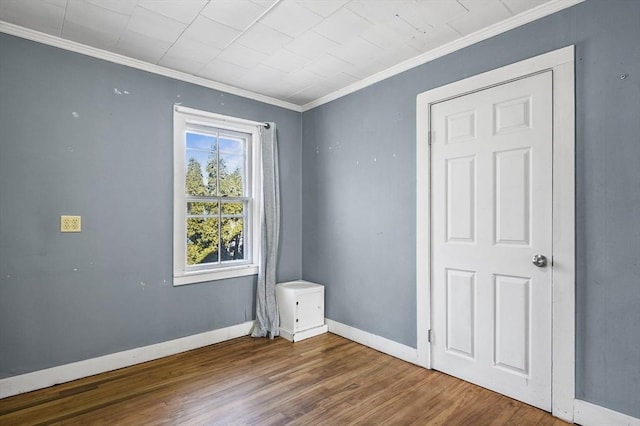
[173,265,258,286]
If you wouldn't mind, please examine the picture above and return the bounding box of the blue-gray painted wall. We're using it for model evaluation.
[0,34,302,378]
[301,0,639,418]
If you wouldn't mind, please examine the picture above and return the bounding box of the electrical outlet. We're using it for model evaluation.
[61,215,81,233]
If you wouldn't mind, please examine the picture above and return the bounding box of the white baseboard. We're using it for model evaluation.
[279,324,329,342]
[325,319,419,365]
[0,321,254,399]
[574,399,640,426]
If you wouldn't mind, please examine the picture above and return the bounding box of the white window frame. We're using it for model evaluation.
[173,106,262,286]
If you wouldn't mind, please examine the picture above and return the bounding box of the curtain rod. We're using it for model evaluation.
[175,105,271,129]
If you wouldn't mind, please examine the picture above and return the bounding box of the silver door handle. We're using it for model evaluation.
[532,254,548,267]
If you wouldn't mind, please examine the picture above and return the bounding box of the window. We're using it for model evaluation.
[173,106,261,285]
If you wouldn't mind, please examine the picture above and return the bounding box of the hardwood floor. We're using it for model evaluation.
[0,333,568,425]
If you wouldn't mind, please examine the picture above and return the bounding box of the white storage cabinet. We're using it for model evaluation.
[276,281,328,342]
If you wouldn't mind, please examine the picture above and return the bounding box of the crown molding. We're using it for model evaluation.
[0,21,302,113]
[1,0,584,114]
[300,0,585,112]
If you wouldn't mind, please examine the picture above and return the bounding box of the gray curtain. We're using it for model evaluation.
[252,123,280,338]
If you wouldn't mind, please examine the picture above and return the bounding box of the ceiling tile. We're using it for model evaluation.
[251,0,279,7]
[126,6,187,43]
[284,30,338,59]
[384,16,459,53]
[410,25,460,52]
[345,0,412,25]
[0,0,65,36]
[384,14,463,53]
[376,44,422,68]
[158,55,208,75]
[500,0,550,15]
[449,0,512,35]
[295,0,349,18]
[312,7,371,44]
[116,29,172,63]
[303,54,353,78]
[180,16,241,49]
[161,36,221,64]
[260,0,324,38]
[279,68,323,92]
[239,64,285,90]
[323,71,359,91]
[385,11,432,43]
[397,0,468,29]
[359,26,421,63]
[217,43,269,69]
[61,20,120,51]
[198,58,251,85]
[85,0,138,15]
[286,80,332,104]
[235,22,293,55]
[257,84,297,100]
[342,56,387,80]
[43,0,68,7]
[201,0,268,31]
[330,37,381,66]
[138,0,207,24]
[261,48,313,73]
[65,0,129,36]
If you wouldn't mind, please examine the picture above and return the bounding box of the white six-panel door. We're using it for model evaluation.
[430,71,553,410]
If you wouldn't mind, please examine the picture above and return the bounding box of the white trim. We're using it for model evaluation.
[416,46,575,421]
[325,319,419,366]
[574,400,640,426]
[550,48,576,422]
[279,324,328,342]
[0,321,254,399]
[0,21,301,113]
[174,265,258,286]
[301,0,584,111]
[174,105,268,129]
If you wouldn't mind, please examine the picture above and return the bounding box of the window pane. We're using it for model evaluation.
[186,217,219,265]
[219,136,244,155]
[221,218,244,261]
[219,136,245,197]
[221,201,243,216]
[219,155,245,196]
[186,132,216,196]
[187,202,218,215]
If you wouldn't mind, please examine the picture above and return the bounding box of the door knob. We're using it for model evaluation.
[532,254,548,267]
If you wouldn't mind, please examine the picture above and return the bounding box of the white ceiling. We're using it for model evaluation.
[0,0,556,107]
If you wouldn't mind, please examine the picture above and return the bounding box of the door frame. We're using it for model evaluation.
[416,46,575,422]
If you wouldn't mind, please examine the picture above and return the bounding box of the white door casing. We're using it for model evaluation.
[416,46,575,421]
[430,71,553,410]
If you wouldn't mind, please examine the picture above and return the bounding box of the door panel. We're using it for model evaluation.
[446,269,476,359]
[494,148,531,245]
[446,156,476,243]
[494,274,530,374]
[431,71,552,410]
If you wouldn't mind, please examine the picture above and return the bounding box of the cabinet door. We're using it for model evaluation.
[295,292,324,331]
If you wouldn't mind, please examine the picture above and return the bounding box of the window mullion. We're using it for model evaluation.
[217,204,222,264]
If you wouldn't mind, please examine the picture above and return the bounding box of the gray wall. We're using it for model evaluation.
[302,0,639,418]
[0,34,302,378]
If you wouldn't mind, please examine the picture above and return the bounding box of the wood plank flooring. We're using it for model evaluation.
[0,333,568,425]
